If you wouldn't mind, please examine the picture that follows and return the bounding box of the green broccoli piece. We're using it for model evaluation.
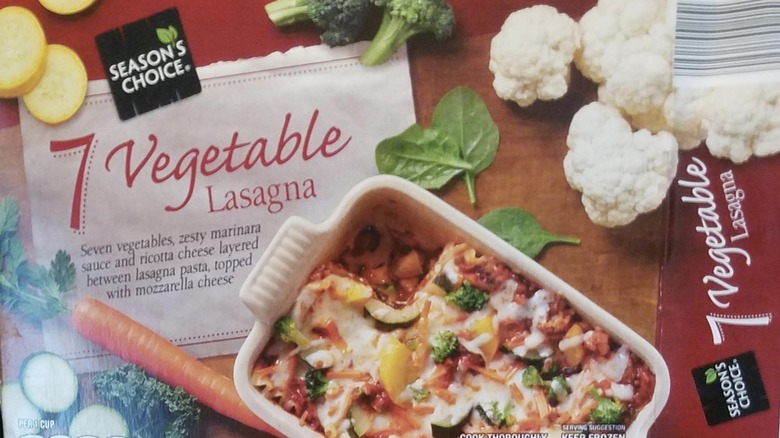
[274,316,312,349]
[588,388,626,424]
[264,0,375,46]
[444,281,489,312]
[431,330,458,363]
[521,365,545,388]
[475,401,514,428]
[359,0,455,66]
[304,369,330,401]
[411,386,430,402]
[546,375,572,405]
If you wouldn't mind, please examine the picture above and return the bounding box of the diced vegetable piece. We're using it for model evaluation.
[475,401,515,428]
[588,388,626,424]
[378,335,415,402]
[349,403,373,436]
[304,369,329,401]
[19,352,78,414]
[430,405,471,428]
[431,330,458,364]
[364,298,422,324]
[334,280,373,305]
[561,323,585,367]
[470,315,499,361]
[69,404,130,438]
[392,250,425,279]
[445,282,489,312]
[0,6,47,98]
[39,0,97,15]
[274,315,312,348]
[23,44,87,124]
[2,382,42,438]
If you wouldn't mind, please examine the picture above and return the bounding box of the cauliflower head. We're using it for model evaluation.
[575,0,667,83]
[564,102,679,227]
[702,85,780,163]
[575,0,719,156]
[577,0,676,132]
[489,5,580,107]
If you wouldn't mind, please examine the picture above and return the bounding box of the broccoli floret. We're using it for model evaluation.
[588,388,626,424]
[546,375,572,405]
[475,401,514,428]
[411,386,430,402]
[359,0,455,66]
[274,316,312,348]
[521,365,545,388]
[431,330,458,363]
[304,369,330,401]
[523,365,572,405]
[444,281,489,312]
[264,0,375,46]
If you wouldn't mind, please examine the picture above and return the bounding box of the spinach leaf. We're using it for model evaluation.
[432,87,499,205]
[375,124,474,190]
[375,87,498,204]
[478,208,580,258]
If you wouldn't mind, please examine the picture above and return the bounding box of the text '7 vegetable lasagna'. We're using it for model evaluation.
[251,224,655,437]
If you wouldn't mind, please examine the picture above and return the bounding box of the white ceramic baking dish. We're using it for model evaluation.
[233,174,670,438]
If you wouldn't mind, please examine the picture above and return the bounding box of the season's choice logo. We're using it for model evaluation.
[96,8,201,120]
[692,351,770,426]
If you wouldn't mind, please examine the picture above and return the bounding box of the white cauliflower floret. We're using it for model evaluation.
[577,0,675,133]
[703,85,780,163]
[489,5,580,107]
[597,50,671,131]
[575,0,667,83]
[663,87,712,150]
[564,102,679,227]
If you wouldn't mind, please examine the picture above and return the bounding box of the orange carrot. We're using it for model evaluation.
[71,298,277,435]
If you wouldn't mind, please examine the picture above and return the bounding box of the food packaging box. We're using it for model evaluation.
[1,0,779,437]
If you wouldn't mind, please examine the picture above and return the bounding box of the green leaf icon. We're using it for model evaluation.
[156,26,179,44]
[705,368,717,384]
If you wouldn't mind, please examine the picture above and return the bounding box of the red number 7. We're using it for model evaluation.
[50,134,95,231]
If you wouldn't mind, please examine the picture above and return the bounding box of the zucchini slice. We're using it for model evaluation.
[2,382,42,438]
[430,404,472,429]
[0,6,47,98]
[349,403,373,437]
[69,404,129,438]
[22,44,88,125]
[39,0,97,15]
[364,298,423,325]
[19,352,79,414]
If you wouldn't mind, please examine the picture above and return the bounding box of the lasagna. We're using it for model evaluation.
[251,224,655,437]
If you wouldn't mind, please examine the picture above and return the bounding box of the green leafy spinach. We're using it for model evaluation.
[478,207,580,258]
[375,86,499,205]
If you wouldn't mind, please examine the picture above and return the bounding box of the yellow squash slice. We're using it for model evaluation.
[23,44,88,125]
[0,6,47,98]
[39,0,97,15]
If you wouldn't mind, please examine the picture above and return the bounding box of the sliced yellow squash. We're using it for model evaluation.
[0,6,47,98]
[378,335,415,402]
[23,44,88,125]
[39,0,97,15]
[470,314,499,361]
